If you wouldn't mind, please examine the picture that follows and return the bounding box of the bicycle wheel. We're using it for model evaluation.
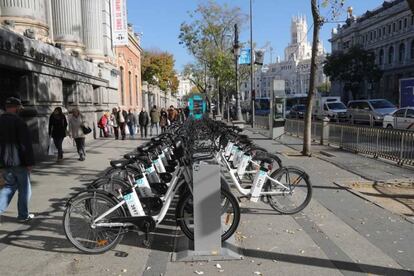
[63,191,126,254]
[176,188,240,242]
[264,166,312,214]
[89,177,129,195]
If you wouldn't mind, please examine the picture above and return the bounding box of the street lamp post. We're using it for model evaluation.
[233,24,243,121]
[250,0,255,127]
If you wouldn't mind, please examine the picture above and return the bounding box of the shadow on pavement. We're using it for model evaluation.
[226,243,413,276]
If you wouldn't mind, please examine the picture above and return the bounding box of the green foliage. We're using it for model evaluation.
[141,50,179,94]
[178,0,247,95]
[323,45,382,87]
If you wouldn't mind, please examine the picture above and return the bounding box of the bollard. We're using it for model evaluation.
[321,118,330,145]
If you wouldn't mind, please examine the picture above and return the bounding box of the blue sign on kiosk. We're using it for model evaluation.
[188,94,207,120]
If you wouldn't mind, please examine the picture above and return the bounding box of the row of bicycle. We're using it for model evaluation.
[63,118,312,253]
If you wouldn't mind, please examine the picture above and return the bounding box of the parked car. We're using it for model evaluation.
[383,107,414,130]
[287,104,306,119]
[347,99,396,125]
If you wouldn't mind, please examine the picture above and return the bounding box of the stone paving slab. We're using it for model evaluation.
[0,134,413,276]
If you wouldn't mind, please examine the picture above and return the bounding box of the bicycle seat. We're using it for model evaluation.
[110,159,132,169]
[253,155,274,164]
[124,152,141,160]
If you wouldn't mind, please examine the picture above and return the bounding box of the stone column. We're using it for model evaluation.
[51,0,84,55]
[0,0,49,40]
[81,0,105,62]
[102,0,114,60]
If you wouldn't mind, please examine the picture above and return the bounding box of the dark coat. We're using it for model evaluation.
[49,114,68,138]
[0,113,35,167]
[139,111,149,126]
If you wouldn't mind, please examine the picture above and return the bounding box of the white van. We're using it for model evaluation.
[313,96,349,121]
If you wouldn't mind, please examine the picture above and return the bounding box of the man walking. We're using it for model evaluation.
[150,105,160,136]
[0,97,35,222]
[139,108,149,138]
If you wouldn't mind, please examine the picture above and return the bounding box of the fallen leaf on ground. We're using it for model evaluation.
[194,271,204,275]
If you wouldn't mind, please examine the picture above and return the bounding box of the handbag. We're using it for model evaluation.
[81,125,92,135]
[48,138,57,156]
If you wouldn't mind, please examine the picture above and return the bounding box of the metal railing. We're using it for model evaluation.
[284,119,324,143]
[285,119,414,166]
[254,115,270,129]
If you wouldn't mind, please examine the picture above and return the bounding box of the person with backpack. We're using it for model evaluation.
[0,97,35,222]
[98,112,109,138]
[48,107,68,160]
[150,105,160,136]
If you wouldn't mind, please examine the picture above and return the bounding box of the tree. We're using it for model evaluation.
[303,0,345,156]
[141,50,179,93]
[178,0,247,116]
[323,45,382,100]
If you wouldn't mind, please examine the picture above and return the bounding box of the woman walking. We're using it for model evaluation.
[110,107,119,139]
[68,108,87,161]
[160,108,168,133]
[48,107,68,160]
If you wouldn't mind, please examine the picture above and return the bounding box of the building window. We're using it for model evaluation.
[120,66,125,105]
[404,18,407,28]
[412,15,414,25]
[135,75,139,106]
[388,25,391,34]
[129,71,132,106]
[393,22,396,32]
[411,40,414,59]
[399,43,405,63]
[383,26,386,36]
[379,49,384,65]
[399,20,402,30]
[378,28,381,38]
[370,32,373,41]
[388,46,394,64]
[373,30,376,39]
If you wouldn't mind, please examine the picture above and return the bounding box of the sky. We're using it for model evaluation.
[127,0,385,72]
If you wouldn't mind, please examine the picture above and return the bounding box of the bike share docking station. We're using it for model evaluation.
[172,156,242,262]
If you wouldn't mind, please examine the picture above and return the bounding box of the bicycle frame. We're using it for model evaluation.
[92,164,191,229]
[216,151,290,200]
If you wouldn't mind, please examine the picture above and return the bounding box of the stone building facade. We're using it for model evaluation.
[0,0,119,155]
[241,15,326,101]
[329,0,414,104]
[115,25,143,111]
[142,82,178,111]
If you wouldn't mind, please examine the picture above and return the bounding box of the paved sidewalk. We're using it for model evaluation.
[0,134,413,276]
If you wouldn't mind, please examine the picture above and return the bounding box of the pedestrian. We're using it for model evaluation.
[177,108,185,123]
[138,107,149,138]
[0,97,35,222]
[110,107,119,139]
[150,105,160,136]
[68,108,88,161]
[97,112,110,138]
[160,108,168,133]
[168,105,178,123]
[126,109,137,139]
[48,107,68,160]
[117,107,128,140]
[184,106,190,119]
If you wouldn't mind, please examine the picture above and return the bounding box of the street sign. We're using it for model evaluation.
[111,0,128,46]
[238,48,251,65]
